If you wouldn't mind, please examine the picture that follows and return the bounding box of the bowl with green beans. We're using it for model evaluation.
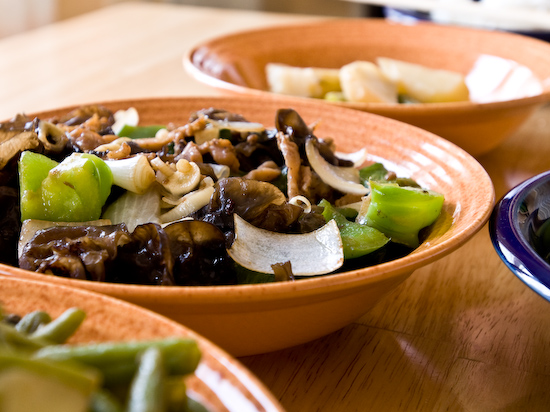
[0,275,285,412]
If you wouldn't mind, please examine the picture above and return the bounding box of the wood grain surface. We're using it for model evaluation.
[1,2,549,411]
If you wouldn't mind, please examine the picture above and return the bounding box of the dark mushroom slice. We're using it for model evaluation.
[164,220,236,286]
[19,224,132,282]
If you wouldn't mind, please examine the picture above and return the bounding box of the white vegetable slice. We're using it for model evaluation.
[339,61,398,103]
[305,139,369,196]
[376,57,470,103]
[111,107,139,135]
[102,186,161,232]
[266,63,341,98]
[160,185,215,224]
[334,147,369,168]
[228,215,344,276]
[105,154,156,194]
[194,119,265,145]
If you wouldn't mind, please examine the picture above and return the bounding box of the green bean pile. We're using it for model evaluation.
[0,307,205,412]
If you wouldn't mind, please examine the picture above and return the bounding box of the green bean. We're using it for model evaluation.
[125,346,165,412]
[30,307,86,344]
[0,322,49,352]
[15,310,52,334]
[165,378,188,412]
[90,389,124,412]
[34,338,201,385]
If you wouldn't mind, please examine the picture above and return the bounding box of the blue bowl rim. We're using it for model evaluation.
[489,170,550,301]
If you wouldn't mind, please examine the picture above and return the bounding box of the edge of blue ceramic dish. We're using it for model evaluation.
[489,170,550,301]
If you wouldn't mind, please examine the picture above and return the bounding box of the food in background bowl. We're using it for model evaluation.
[185,19,550,156]
[266,55,542,105]
[267,58,470,104]
[0,97,494,356]
[2,103,444,285]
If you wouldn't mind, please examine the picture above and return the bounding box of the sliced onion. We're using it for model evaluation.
[289,195,312,213]
[160,185,215,224]
[102,186,161,232]
[228,215,344,276]
[112,107,139,135]
[305,138,369,196]
[106,154,156,194]
[334,147,369,168]
[195,119,266,145]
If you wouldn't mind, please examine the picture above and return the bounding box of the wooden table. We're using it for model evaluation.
[1,2,550,411]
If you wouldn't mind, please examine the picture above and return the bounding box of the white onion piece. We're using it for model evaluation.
[289,195,312,213]
[211,120,265,133]
[111,107,139,135]
[106,155,156,194]
[160,185,215,224]
[334,147,369,168]
[102,186,161,232]
[228,215,344,276]
[195,119,266,145]
[305,139,369,196]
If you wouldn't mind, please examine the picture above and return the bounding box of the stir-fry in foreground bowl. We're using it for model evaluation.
[0,97,495,356]
[1,103,445,286]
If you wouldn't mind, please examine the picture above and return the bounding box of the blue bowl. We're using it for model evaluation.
[490,170,550,301]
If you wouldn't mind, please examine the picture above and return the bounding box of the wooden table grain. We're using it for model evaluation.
[1,2,549,411]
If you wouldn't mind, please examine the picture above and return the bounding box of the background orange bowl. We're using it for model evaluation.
[184,19,550,156]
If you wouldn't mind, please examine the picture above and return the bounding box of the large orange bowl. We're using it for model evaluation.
[0,276,285,411]
[184,19,550,156]
[0,96,495,356]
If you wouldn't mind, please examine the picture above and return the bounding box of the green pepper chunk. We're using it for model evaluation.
[359,162,388,185]
[319,199,389,259]
[19,151,113,222]
[117,125,165,139]
[18,151,59,221]
[361,180,444,248]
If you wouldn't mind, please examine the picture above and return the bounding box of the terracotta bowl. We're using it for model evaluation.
[184,19,550,157]
[0,96,495,356]
[0,276,285,411]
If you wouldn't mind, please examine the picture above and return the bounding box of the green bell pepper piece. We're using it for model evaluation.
[362,180,444,248]
[319,199,389,259]
[117,125,165,139]
[359,162,388,185]
[19,152,113,222]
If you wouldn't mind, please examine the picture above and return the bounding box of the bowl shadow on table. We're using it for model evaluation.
[240,320,550,411]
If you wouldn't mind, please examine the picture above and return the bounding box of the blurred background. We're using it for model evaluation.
[0,0,379,39]
[2,0,548,41]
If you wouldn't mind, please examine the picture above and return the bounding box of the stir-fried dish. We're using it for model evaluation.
[0,105,444,286]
